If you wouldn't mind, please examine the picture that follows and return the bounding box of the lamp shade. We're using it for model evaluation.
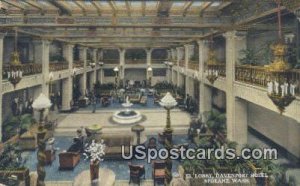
[147,67,153,71]
[32,93,52,110]
[159,92,177,108]
[113,66,119,72]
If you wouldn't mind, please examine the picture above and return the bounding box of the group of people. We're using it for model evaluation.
[11,97,33,116]
[184,94,199,114]
[49,92,62,111]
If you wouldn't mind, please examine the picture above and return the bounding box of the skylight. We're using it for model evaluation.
[211,2,221,7]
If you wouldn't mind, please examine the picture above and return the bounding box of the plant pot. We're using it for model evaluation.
[90,160,100,182]
[0,168,30,186]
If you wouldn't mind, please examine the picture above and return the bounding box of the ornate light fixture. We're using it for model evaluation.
[32,93,52,186]
[7,29,23,88]
[159,92,177,184]
[90,62,96,69]
[266,0,296,114]
[205,49,220,84]
[98,61,104,66]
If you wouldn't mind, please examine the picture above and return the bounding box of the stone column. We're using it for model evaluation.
[90,48,97,87]
[61,44,74,111]
[199,83,212,115]
[119,48,125,85]
[79,46,87,95]
[176,47,181,86]
[197,40,211,115]
[33,39,50,97]
[146,48,152,66]
[223,31,247,143]
[0,33,5,141]
[197,40,209,80]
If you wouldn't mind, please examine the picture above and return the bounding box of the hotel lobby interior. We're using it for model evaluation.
[0,0,300,185]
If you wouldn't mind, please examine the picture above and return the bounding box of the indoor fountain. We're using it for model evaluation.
[112,96,142,124]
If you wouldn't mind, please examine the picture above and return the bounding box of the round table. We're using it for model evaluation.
[131,124,145,145]
[73,168,115,186]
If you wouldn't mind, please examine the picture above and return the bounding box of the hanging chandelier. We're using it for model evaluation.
[7,28,22,88]
[266,0,296,114]
[205,38,220,84]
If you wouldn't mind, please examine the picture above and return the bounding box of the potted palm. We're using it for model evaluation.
[0,143,30,186]
[83,139,106,184]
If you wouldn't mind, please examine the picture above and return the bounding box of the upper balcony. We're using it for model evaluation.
[2,63,42,80]
[179,60,185,67]
[73,60,84,68]
[152,59,165,64]
[49,62,68,72]
[126,59,145,64]
[188,61,199,71]
[235,65,300,96]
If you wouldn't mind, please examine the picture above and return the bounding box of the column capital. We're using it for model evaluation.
[118,48,126,53]
[223,30,247,40]
[32,39,51,46]
[197,39,210,46]
[78,45,87,50]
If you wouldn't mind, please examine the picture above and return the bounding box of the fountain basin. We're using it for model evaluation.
[112,110,142,124]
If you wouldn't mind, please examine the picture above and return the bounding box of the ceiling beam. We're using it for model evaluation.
[108,1,117,16]
[157,1,173,16]
[91,1,101,16]
[199,2,212,16]
[218,2,232,10]
[49,1,72,15]
[74,1,86,15]
[22,0,44,14]
[183,1,194,17]
[2,0,25,11]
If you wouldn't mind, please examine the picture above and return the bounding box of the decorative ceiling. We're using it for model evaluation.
[0,0,298,49]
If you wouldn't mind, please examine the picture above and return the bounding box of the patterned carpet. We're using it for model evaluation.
[22,135,189,181]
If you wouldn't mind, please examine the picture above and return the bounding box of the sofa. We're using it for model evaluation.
[58,138,83,170]
[101,134,133,159]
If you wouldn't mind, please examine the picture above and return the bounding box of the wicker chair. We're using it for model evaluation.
[128,162,145,185]
[152,160,166,186]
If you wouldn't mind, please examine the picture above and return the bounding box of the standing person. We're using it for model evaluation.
[91,94,97,113]
[185,94,190,111]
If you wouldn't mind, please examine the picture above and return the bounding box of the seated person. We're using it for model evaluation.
[68,137,84,153]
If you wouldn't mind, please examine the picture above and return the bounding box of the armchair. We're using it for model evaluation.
[128,162,145,185]
[152,160,166,186]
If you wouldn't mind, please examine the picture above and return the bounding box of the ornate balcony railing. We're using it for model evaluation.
[207,64,226,77]
[49,62,69,71]
[235,65,300,96]
[235,65,272,87]
[103,59,119,64]
[289,69,300,96]
[126,59,146,64]
[179,60,185,67]
[188,62,199,71]
[73,60,84,68]
[3,63,42,79]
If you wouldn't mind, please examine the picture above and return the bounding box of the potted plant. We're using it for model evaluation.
[83,139,106,184]
[0,143,30,186]
[239,49,258,66]
[2,114,35,142]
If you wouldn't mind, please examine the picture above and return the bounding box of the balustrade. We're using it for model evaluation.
[2,63,42,79]
[235,65,300,96]
[179,60,185,67]
[188,62,199,71]
[49,62,68,71]
[73,60,84,68]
